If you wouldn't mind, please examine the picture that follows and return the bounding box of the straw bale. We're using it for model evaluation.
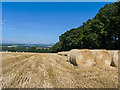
[75,50,95,67]
[92,50,111,67]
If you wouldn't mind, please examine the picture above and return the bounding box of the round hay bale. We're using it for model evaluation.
[60,51,69,56]
[58,52,61,55]
[108,50,118,67]
[76,50,95,67]
[113,50,120,67]
[58,51,69,56]
[94,50,111,67]
[67,49,80,64]
[91,50,107,62]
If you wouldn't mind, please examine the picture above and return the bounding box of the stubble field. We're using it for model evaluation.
[1,52,118,88]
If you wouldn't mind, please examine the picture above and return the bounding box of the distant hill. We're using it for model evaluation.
[1,43,54,53]
[49,1,120,53]
[2,43,54,47]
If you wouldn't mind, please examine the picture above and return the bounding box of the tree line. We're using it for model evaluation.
[49,2,120,53]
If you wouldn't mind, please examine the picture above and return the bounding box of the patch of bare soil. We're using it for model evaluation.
[1,52,118,88]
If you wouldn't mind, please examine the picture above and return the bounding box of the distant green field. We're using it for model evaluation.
[1,43,53,53]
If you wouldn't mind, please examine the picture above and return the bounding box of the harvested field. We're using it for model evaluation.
[1,52,118,88]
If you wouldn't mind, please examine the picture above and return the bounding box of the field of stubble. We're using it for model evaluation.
[1,52,118,88]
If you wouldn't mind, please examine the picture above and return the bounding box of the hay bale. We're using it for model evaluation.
[58,52,61,55]
[91,50,111,67]
[112,50,120,67]
[68,49,118,67]
[58,51,69,56]
[67,49,80,64]
[68,49,95,67]
[108,50,115,67]
[107,50,120,67]
[76,50,95,67]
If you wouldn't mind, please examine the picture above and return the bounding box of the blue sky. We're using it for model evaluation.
[2,0,117,2]
[2,2,113,44]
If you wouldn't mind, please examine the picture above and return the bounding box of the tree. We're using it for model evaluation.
[50,2,120,52]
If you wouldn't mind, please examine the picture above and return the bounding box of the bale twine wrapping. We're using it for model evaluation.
[91,50,111,67]
[75,50,95,67]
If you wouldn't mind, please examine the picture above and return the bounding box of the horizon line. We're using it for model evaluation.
[1,42,55,45]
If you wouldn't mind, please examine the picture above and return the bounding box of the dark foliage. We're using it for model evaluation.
[50,2,120,53]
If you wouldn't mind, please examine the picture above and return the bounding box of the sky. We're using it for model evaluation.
[0,1,1,43]
[2,0,117,2]
[2,2,113,44]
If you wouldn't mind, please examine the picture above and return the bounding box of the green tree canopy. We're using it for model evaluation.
[50,2,120,53]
